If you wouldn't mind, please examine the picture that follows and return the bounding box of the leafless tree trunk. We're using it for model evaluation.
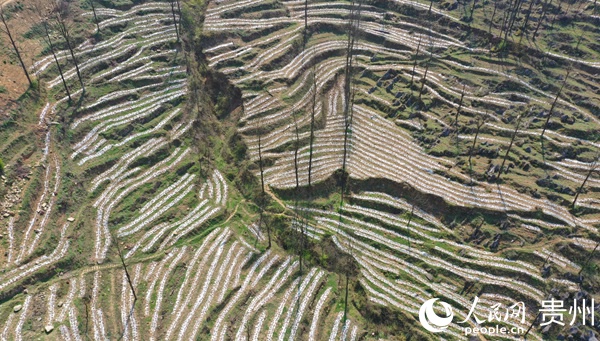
[498,114,523,180]
[340,0,362,205]
[110,231,137,301]
[498,2,510,40]
[549,0,564,29]
[307,66,317,192]
[341,90,355,205]
[518,0,537,43]
[533,0,552,39]
[0,5,33,87]
[507,0,525,35]
[257,126,271,249]
[574,33,583,53]
[54,4,86,93]
[409,35,422,89]
[304,0,308,46]
[418,49,433,101]
[42,21,71,101]
[468,117,486,165]
[571,160,597,208]
[292,114,301,200]
[488,0,499,35]
[406,205,415,250]
[291,112,306,275]
[343,0,362,111]
[540,68,570,139]
[109,231,137,341]
[170,0,179,42]
[523,311,543,339]
[468,0,478,21]
[454,84,466,126]
[89,0,100,33]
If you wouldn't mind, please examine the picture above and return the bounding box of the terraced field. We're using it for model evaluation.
[0,0,598,339]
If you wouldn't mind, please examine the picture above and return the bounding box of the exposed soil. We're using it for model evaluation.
[0,0,44,108]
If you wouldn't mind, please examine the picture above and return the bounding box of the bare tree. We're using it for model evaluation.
[108,230,137,341]
[304,0,308,46]
[0,5,33,87]
[506,0,525,37]
[292,112,301,201]
[45,24,72,101]
[518,0,538,44]
[468,116,486,165]
[533,0,553,39]
[549,0,564,29]
[340,0,362,205]
[108,230,137,301]
[256,121,271,249]
[341,89,355,205]
[540,68,570,139]
[427,0,434,15]
[454,83,466,127]
[488,0,499,35]
[307,64,318,193]
[290,111,307,275]
[467,0,477,21]
[33,0,71,101]
[409,35,422,89]
[468,116,486,183]
[571,159,598,208]
[418,48,433,101]
[89,0,100,33]
[498,114,524,180]
[53,0,85,93]
[406,204,415,251]
[170,0,180,42]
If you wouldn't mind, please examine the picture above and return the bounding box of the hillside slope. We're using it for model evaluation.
[0,0,598,340]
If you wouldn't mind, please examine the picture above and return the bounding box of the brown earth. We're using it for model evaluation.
[0,0,44,109]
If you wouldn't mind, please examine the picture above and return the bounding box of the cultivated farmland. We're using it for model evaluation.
[0,0,598,339]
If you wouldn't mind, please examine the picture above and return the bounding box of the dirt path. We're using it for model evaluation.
[265,185,287,211]
[224,201,241,224]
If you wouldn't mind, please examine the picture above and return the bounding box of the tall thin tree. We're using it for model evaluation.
[307,63,318,193]
[468,116,487,183]
[418,48,433,101]
[498,114,524,180]
[409,35,422,89]
[54,1,85,93]
[89,0,100,34]
[571,160,598,208]
[43,21,71,101]
[304,0,308,46]
[468,0,477,21]
[533,0,552,39]
[518,0,537,44]
[488,0,499,35]
[455,83,466,127]
[170,0,179,42]
[540,68,570,139]
[257,120,270,249]
[340,0,362,205]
